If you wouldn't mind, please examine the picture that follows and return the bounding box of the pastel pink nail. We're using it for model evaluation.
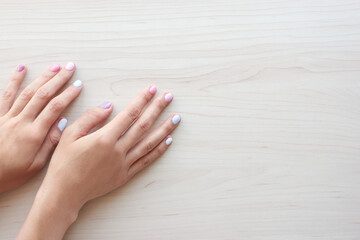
[164,93,173,102]
[100,101,112,109]
[149,85,157,94]
[17,64,25,72]
[50,64,60,72]
[65,62,75,71]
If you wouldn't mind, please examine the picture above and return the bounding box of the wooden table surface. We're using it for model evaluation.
[0,0,360,239]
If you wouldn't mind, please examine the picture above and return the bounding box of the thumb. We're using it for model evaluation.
[29,117,67,172]
[65,101,113,141]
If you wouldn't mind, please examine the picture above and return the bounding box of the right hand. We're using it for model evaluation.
[16,85,181,239]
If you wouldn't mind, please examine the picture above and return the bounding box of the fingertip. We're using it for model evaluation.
[171,114,181,125]
[99,101,113,110]
[57,117,68,132]
[73,79,83,88]
[50,63,61,72]
[149,85,157,95]
[16,64,26,73]
[65,61,76,71]
[164,92,174,103]
[165,135,173,145]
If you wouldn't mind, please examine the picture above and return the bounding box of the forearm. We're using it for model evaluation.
[16,186,79,240]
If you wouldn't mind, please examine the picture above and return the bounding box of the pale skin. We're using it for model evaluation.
[0,63,180,239]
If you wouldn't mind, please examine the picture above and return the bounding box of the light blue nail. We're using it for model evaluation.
[172,115,181,125]
[165,137,173,145]
[57,118,68,132]
[73,80,82,87]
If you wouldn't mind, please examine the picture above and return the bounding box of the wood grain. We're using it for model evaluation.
[0,0,360,239]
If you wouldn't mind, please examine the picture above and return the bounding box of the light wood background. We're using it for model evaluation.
[0,0,360,239]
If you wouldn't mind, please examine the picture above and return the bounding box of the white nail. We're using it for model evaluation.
[73,80,82,87]
[172,115,181,124]
[165,137,173,145]
[57,118,68,132]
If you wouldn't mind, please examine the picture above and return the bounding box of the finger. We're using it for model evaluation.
[125,113,181,165]
[35,80,83,134]
[20,62,76,119]
[102,85,157,141]
[28,117,67,172]
[127,135,173,178]
[0,64,27,116]
[65,101,113,141]
[121,91,174,149]
[8,63,61,117]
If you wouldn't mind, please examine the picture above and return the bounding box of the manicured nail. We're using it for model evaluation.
[17,64,25,72]
[100,101,112,109]
[65,62,75,71]
[165,137,173,145]
[164,93,173,102]
[149,85,157,94]
[73,80,82,87]
[58,118,67,132]
[172,115,181,124]
[50,64,60,72]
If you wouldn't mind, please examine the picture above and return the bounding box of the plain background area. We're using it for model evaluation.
[0,0,360,239]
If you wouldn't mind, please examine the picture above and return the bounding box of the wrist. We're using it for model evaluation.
[16,184,81,240]
[34,183,81,225]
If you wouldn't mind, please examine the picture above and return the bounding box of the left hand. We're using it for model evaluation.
[0,62,82,193]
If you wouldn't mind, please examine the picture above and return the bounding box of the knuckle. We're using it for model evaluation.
[40,70,54,79]
[96,136,113,147]
[143,159,151,167]
[11,76,21,82]
[145,141,154,152]
[76,125,89,137]
[156,146,164,155]
[127,108,140,121]
[49,132,60,145]
[49,99,65,113]
[86,109,102,119]
[36,87,51,100]
[139,119,151,132]
[20,88,34,101]
[155,98,164,109]
[1,90,14,101]
[164,121,173,132]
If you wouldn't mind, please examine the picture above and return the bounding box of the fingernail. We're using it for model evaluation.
[65,62,75,71]
[149,85,157,94]
[172,115,181,124]
[100,101,112,109]
[73,80,82,87]
[50,64,60,72]
[58,118,68,132]
[165,137,173,145]
[17,64,25,72]
[164,93,173,102]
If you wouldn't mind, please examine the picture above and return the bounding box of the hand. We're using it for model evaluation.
[0,62,82,193]
[16,85,181,239]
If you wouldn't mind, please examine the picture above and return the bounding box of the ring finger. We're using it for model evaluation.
[8,63,62,117]
[120,91,174,149]
[20,62,76,119]
[125,113,181,165]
